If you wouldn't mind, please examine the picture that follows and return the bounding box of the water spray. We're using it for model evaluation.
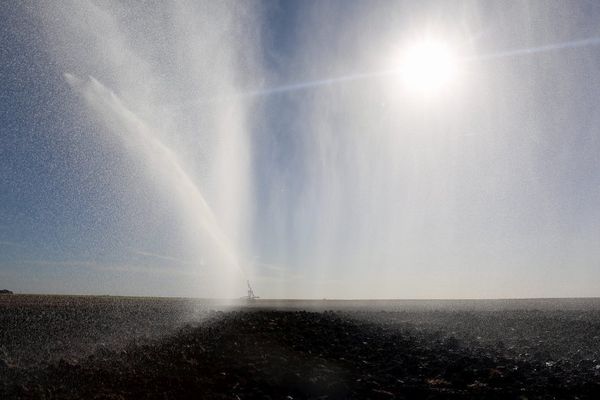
[246,280,259,301]
[66,74,252,297]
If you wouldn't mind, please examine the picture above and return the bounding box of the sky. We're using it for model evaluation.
[1,0,599,299]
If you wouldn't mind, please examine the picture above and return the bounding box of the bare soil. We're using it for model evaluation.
[2,296,600,399]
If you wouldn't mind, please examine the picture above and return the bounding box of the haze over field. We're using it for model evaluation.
[1,1,599,299]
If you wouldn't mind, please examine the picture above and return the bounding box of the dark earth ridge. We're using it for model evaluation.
[2,305,600,399]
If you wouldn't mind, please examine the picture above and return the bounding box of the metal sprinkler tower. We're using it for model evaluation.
[247,280,259,301]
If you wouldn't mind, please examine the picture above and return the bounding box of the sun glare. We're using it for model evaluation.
[398,39,459,95]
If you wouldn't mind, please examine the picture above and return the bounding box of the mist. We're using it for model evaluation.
[9,0,598,298]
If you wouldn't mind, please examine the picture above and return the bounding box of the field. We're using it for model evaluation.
[2,296,600,399]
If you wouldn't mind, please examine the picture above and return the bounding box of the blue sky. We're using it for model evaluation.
[1,1,599,298]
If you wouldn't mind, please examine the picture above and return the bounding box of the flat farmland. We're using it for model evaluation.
[2,296,600,399]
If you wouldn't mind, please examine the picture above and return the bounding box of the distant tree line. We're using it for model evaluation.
[0,289,13,294]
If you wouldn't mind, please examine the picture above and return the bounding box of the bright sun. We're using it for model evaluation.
[398,39,459,95]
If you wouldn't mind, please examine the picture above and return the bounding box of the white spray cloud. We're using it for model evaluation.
[38,1,263,298]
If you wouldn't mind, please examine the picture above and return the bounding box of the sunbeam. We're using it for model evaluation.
[174,35,600,109]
